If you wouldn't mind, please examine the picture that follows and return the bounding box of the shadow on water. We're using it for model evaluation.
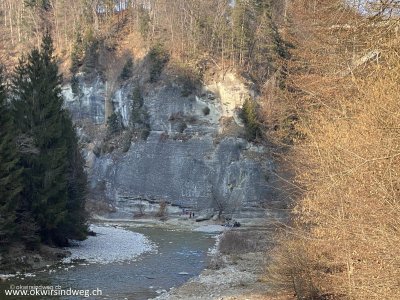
[0,226,216,300]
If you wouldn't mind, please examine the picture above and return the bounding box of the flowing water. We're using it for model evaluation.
[0,225,216,300]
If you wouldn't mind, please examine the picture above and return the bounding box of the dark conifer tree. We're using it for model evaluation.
[130,86,144,127]
[12,32,87,245]
[0,66,24,247]
[9,57,42,249]
[62,113,88,241]
[241,98,261,141]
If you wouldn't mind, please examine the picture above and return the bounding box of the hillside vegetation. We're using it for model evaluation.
[267,1,400,299]
[0,0,287,83]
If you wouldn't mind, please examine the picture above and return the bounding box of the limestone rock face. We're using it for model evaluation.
[91,134,273,217]
[63,75,106,124]
[63,72,279,218]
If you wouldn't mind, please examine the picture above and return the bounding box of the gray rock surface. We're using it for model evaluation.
[63,72,281,219]
[63,75,106,124]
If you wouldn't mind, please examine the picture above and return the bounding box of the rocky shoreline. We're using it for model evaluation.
[0,244,69,277]
[150,220,293,300]
[0,222,154,278]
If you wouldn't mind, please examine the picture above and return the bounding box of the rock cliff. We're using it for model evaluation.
[63,72,279,219]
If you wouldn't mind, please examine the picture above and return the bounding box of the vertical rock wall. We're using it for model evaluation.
[63,73,279,218]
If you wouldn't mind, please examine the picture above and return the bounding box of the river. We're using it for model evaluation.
[0,224,216,300]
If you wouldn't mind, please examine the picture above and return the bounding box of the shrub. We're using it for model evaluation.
[148,44,169,82]
[134,203,146,217]
[120,57,133,81]
[218,230,255,255]
[101,141,114,154]
[169,62,202,96]
[240,98,261,141]
[107,112,123,136]
[140,128,150,140]
[168,111,184,121]
[130,86,150,139]
[159,132,169,142]
[155,200,167,218]
[130,87,146,126]
[202,106,210,116]
[177,121,187,133]
[207,254,225,270]
[71,75,80,98]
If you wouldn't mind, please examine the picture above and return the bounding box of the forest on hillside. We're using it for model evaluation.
[0,0,288,83]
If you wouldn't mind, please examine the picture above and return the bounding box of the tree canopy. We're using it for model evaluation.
[0,33,88,248]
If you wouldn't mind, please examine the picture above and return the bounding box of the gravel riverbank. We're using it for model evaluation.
[63,224,155,264]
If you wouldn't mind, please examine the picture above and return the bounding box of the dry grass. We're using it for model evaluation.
[266,1,400,299]
[219,230,256,255]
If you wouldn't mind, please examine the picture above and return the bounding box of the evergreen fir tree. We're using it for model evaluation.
[0,66,24,247]
[62,112,88,241]
[130,86,144,127]
[130,86,150,140]
[12,32,87,245]
[10,56,42,249]
[241,98,261,141]
[148,44,169,82]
